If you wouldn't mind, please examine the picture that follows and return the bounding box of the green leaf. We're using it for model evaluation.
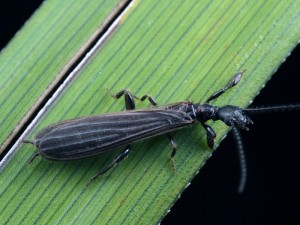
[0,0,125,152]
[1,0,300,224]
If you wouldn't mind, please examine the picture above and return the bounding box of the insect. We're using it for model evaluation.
[23,72,300,190]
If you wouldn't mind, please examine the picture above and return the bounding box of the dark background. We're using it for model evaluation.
[1,1,299,225]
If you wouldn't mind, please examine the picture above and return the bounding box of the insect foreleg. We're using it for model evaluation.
[205,71,243,103]
[201,123,216,149]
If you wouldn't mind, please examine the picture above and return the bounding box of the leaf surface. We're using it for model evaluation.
[0,0,300,224]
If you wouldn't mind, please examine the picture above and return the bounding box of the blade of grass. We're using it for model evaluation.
[0,0,129,154]
[1,0,300,224]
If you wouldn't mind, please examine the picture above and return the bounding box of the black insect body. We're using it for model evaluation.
[23,72,299,190]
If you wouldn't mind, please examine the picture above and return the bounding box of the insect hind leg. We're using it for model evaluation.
[167,134,178,175]
[85,145,131,188]
[27,153,40,164]
[21,139,40,163]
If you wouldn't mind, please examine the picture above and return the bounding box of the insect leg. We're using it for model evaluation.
[106,89,138,110]
[85,145,131,188]
[27,153,40,164]
[21,140,41,163]
[139,95,157,106]
[201,123,216,148]
[106,88,157,109]
[167,134,178,174]
[205,71,243,103]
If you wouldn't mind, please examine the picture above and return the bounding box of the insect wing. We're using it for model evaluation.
[35,109,193,160]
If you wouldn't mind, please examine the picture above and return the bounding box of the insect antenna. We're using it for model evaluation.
[230,123,247,194]
[244,104,300,114]
[235,103,300,193]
